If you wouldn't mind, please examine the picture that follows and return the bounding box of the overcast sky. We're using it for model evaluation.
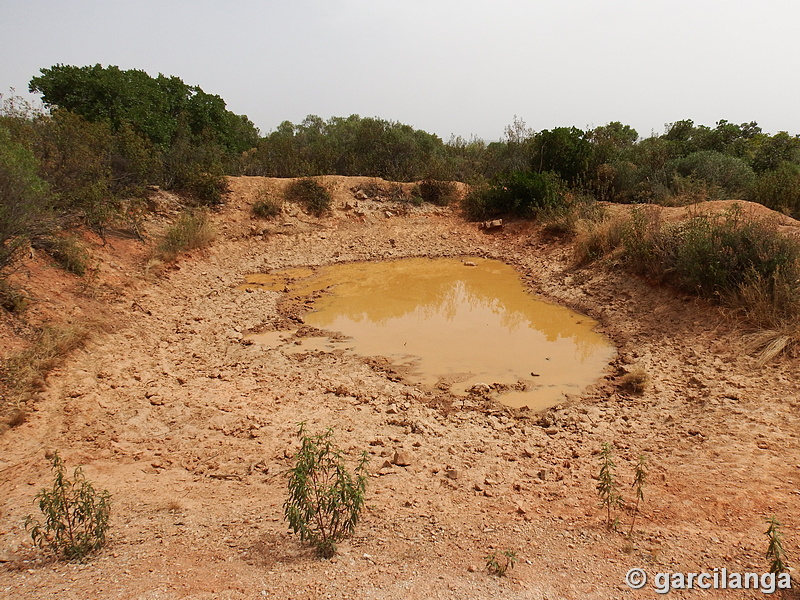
[2,0,799,142]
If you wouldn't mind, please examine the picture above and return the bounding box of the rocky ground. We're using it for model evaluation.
[1,176,800,599]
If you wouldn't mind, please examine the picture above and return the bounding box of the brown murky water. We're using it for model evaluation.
[244,257,615,410]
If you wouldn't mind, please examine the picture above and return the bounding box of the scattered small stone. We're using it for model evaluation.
[392,450,412,467]
[446,468,460,480]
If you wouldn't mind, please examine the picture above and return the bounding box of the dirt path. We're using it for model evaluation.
[2,176,800,599]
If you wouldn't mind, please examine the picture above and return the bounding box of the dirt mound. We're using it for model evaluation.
[1,179,798,599]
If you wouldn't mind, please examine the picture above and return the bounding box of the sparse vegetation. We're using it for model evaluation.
[485,549,517,577]
[628,455,648,537]
[284,423,369,558]
[285,178,332,217]
[597,442,622,529]
[2,323,89,401]
[38,234,90,276]
[0,279,28,313]
[154,209,214,263]
[572,204,800,363]
[25,451,111,561]
[572,212,627,265]
[765,516,788,574]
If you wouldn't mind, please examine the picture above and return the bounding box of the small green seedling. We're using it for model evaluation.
[765,516,788,574]
[485,549,517,577]
[628,454,648,537]
[597,442,622,529]
[25,451,112,561]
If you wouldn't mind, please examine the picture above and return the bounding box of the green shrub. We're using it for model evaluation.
[176,169,229,206]
[0,125,47,274]
[285,178,332,216]
[671,150,755,198]
[416,179,458,206]
[155,209,214,262]
[612,205,800,362]
[25,451,111,561]
[252,188,282,219]
[620,205,800,296]
[462,171,565,220]
[284,424,369,558]
[652,207,798,297]
[747,162,800,218]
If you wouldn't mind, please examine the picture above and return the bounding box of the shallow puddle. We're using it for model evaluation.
[245,257,615,410]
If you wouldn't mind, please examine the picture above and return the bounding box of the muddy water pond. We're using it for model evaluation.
[245,257,615,411]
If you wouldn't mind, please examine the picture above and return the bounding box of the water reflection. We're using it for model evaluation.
[246,257,615,410]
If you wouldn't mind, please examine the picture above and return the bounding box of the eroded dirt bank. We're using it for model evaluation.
[2,176,800,599]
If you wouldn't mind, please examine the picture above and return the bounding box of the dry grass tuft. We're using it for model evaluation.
[744,330,796,367]
[1,323,91,430]
[619,366,650,394]
[154,209,215,263]
[572,213,628,266]
[4,324,90,391]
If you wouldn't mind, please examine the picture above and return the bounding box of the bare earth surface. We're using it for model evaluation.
[2,176,800,599]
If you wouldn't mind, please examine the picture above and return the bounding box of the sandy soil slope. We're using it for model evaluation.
[2,176,800,599]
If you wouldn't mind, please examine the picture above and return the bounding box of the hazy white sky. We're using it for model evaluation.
[2,0,799,141]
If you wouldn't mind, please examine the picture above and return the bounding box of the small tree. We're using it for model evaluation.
[284,424,369,558]
[25,452,112,561]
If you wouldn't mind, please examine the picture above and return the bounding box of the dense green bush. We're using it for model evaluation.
[176,169,229,206]
[670,151,755,198]
[30,64,258,153]
[462,171,565,220]
[747,162,800,218]
[416,179,458,206]
[532,127,592,185]
[285,178,332,216]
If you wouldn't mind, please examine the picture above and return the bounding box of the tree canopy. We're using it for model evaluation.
[30,64,258,154]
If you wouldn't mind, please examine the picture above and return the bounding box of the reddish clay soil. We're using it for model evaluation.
[2,176,800,599]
